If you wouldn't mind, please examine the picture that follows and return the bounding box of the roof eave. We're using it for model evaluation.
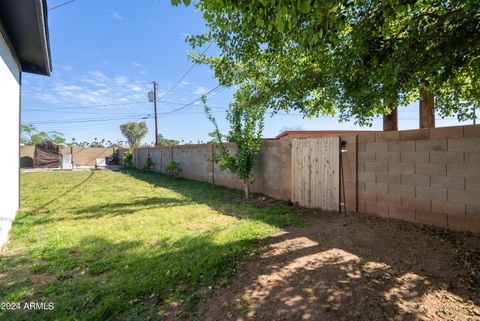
[29,0,51,76]
[0,0,52,76]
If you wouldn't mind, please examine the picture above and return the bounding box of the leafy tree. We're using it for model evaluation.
[279,125,303,134]
[172,0,480,124]
[156,134,179,147]
[20,124,65,145]
[120,122,148,148]
[203,86,265,199]
[89,138,106,148]
[47,131,66,145]
[20,124,36,144]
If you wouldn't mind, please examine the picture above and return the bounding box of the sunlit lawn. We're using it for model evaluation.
[0,170,302,320]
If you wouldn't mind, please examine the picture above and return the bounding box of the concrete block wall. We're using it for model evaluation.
[20,146,35,167]
[20,146,114,167]
[117,148,128,165]
[134,147,148,169]
[340,135,357,212]
[212,143,245,190]
[134,141,292,200]
[172,145,211,183]
[64,147,114,166]
[357,125,480,234]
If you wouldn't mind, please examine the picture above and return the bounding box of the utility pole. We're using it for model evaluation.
[153,81,158,147]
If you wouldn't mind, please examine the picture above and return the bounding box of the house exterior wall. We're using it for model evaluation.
[0,31,21,248]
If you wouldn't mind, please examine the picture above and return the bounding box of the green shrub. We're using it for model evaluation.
[123,150,133,168]
[111,149,120,165]
[166,161,182,178]
[143,155,154,171]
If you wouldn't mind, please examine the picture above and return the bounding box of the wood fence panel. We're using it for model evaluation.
[291,138,340,211]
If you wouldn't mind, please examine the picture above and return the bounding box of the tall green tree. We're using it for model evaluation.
[20,124,36,145]
[203,86,265,199]
[120,122,148,148]
[156,134,179,147]
[21,124,65,145]
[172,0,480,124]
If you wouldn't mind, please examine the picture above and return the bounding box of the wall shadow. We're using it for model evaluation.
[121,170,480,321]
[5,169,479,321]
[20,156,33,168]
[196,217,480,321]
[120,169,302,229]
[0,232,266,320]
[37,171,95,209]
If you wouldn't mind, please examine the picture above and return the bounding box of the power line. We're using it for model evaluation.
[156,42,212,101]
[26,107,226,125]
[23,109,150,116]
[49,0,75,11]
[26,108,463,125]
[28,114,149,125]
[161,85,223,115]
[23,101,149,112]
[23,104,226,114]
[26,85,224,124]
[22,98,227,112]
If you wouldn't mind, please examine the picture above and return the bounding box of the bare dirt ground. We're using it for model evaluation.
[194,206,480,321]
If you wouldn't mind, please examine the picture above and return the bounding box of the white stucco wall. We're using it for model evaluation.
[0,31,21,249]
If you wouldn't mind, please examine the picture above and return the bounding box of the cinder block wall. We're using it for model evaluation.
[172,144,211,183]
[63,147,114,166]
[20,146,35,167]
[357,125,480,233]
[134,141,292,200]
[117,148,129,165]
[134,147,148,169]
[20,146,114,167]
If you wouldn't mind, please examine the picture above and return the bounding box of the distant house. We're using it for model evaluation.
[0,0,51,247]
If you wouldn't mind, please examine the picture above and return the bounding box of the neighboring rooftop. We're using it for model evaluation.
[0,0,51,76]
[276,130,378,139]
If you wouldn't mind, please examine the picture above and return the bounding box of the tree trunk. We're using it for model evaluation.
[243,181,249,200]
[419,88,435,128]
[383,105,398,131]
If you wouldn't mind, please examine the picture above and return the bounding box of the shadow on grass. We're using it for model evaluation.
[4,169,479,321]
[38,171,95,209]
[122,170,480,321]
[0,231,265,321]
[120,169,302,229]
[71,196,194,219]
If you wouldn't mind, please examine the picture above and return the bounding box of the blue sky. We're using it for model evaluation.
[21,0,474,145]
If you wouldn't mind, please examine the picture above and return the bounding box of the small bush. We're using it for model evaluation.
[111,149,120,165]
[143,155,154,171]
[166,161,182,178]
[123,150,133,168]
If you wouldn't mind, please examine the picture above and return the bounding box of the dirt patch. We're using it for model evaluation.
[193,212,480,321]
[30,273,55,287]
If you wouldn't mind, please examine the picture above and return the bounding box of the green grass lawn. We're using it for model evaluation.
[0,170,302,320]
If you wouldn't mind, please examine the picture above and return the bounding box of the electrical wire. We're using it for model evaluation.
[49,0,75,11]
[26,84,224,124]
[28,114,151,125]
[23,101,149,112]
[23,99,226,112]
[161,85,223,115]
[155,42,213,101]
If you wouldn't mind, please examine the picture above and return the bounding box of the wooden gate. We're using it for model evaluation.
[291,138,340,211]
